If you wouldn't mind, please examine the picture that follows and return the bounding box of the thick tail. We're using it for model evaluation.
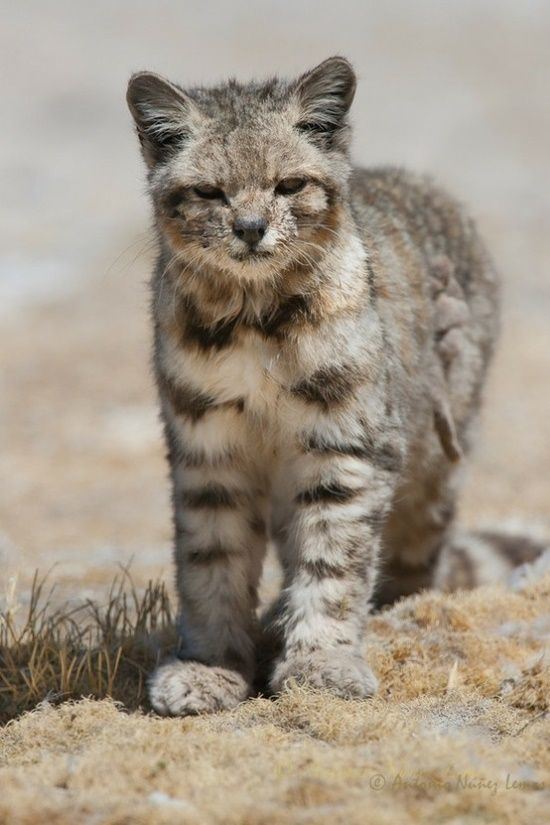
[433,522,550,592]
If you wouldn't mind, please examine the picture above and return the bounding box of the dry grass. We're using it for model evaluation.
[0,571,175,724]
[1,572,548,824]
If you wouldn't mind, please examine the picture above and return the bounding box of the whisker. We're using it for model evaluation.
[104,232,158,280]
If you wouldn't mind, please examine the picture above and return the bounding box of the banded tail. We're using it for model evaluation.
[433,522,550,593]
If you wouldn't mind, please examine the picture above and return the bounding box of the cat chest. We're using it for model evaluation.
[163,328,286,418]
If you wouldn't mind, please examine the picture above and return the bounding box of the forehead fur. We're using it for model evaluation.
[184,77,294,125]
[128,57,356,187]
[173,120,332,194]
[171,84,347,195]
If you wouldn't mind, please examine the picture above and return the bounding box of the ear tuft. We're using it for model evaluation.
[126,72,197,167]
[294,57,356,149]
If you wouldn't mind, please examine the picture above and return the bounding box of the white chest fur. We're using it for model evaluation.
[160,327,285,416]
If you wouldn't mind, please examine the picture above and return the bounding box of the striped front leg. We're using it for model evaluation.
[149,398,268,716]
[269,428,400,698]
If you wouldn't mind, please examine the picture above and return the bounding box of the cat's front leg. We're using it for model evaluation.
[269,431,400,699]
[149,414,267,716]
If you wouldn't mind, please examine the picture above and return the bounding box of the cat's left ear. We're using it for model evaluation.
[126,72,202,168]
[294,56,356,149]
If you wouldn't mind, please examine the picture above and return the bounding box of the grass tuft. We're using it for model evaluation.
[0,571,176,723]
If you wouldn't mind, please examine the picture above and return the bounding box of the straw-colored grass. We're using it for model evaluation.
[0,571,175,724]
[1,572,549,824]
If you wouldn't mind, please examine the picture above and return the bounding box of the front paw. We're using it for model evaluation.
[270,649,378,699]
[148,659,250,717]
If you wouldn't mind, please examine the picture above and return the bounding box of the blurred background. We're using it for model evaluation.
[1,0,549,604]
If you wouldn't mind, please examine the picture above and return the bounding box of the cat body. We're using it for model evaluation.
[127,58,511,715]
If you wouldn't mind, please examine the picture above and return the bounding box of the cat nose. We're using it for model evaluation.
[232,217,268,246]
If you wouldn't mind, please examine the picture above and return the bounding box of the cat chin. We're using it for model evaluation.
[177,241,294,284]
[214,250,285,281]
[225,258,280,282]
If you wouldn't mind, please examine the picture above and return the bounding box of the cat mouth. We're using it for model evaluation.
[230,249,274,262]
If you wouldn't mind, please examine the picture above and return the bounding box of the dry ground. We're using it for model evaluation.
[1,573,549,824]
[1,2,549,823]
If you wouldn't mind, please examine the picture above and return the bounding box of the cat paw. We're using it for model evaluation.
[270,649,378,699]
[148,659,250,716]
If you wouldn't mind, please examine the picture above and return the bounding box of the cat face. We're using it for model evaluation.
[127,58,356,283]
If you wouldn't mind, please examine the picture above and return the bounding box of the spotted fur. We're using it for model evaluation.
[126,57,526,716]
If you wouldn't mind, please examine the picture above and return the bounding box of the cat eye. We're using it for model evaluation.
[193,185,227,202]
[163,188,186,216]
[275,178,307,196]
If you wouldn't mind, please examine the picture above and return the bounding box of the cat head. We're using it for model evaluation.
[127,57,356,283]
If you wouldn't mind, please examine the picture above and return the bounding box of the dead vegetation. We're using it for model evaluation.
[0,571,175,724]
[1,571,548,823]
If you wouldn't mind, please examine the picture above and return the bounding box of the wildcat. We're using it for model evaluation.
[126,57,543,716]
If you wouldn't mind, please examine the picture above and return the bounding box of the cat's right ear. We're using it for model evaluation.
[126,72,200,167]
[294,57,356,150]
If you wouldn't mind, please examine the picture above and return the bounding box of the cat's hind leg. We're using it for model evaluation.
[373,460,462,609]
[375,462,549,606]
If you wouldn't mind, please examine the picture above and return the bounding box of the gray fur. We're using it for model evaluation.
[126,57,529,716]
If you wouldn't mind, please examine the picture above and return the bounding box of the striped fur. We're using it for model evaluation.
[433,524,550,593]
[127,57,508,716]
